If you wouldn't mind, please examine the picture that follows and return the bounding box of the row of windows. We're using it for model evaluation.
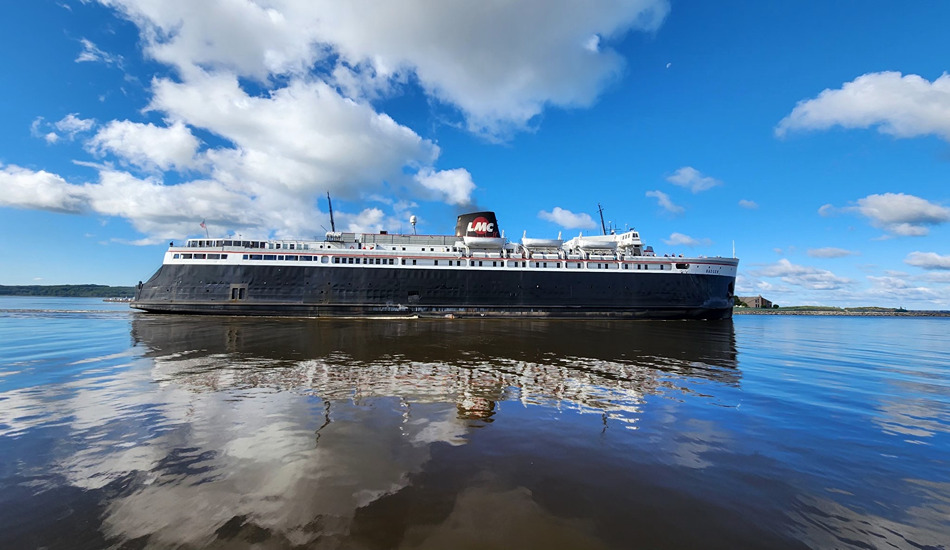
[188,240,266,248]
[175,253,228,260]
[173,253,689,271]
[395,260,677,270]
[333,257,396,265]
[243,254,329,262]
[186,239,329,250]
[267,242,325,250]
[387,259,679,270]
[186,239,465,253]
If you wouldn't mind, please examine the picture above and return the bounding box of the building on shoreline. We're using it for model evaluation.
[738,295,773,309]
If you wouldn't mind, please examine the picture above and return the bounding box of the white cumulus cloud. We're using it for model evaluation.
[819,193,950,237]
[150,73,441,195]
[98,0,670,139]
[414,168,476,206]
[776,71,950,141]
[34,113,98,143]
[538,207,597,229]
[754,259,853,291]
[666,166,720,193]
[738,199,758,209]
[290,0,670,138]
[905,252,950,270]
[56,113,96,135]
[337,207,387,233]
[866,276,943,303]
[97,0,324,79]
[87,120,201,172]
[0,163,89,214]
[663,233,711,247]
[645,190,684,214]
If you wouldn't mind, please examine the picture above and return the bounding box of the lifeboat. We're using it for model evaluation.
[575,236,618,250]
[522,237,563,248]
[463,235,506,248]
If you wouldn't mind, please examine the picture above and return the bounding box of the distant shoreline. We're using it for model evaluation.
[0,285,135,298]
[734,308,950,317]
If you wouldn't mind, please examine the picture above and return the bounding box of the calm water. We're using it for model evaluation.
[1,297,948,549]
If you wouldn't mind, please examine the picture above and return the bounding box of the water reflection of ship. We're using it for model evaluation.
[131,316,739,422]
[81,317,742,548]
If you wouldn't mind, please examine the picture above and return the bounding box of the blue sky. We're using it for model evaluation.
[2,0,949,308]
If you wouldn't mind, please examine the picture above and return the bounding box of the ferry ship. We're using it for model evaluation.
[131,211,739,319]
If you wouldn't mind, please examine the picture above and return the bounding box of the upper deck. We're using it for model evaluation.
[169,229,738,278]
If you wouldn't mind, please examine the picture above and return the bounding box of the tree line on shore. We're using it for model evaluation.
[0,285,135,298]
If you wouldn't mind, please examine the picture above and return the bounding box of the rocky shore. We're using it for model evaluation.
[734,308,950,317]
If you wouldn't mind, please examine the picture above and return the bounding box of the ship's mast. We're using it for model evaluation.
[597,203,607,236]
[327,192,336,232]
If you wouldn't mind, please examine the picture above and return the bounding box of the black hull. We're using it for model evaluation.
[132,264,735,320]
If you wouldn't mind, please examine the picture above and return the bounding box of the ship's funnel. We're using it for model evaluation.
[455,212,500,238]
